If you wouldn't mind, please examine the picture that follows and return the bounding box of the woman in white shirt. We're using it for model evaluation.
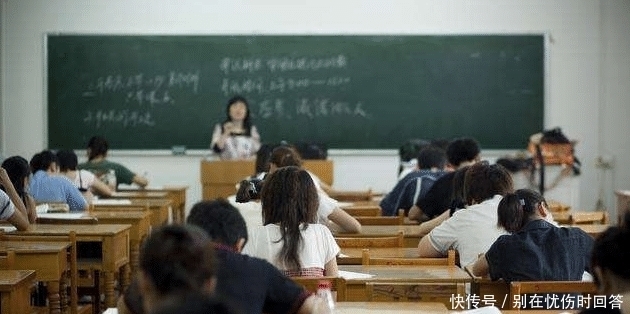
[242,166,339,277]
[56,150,113,202]
[210,95,261,160]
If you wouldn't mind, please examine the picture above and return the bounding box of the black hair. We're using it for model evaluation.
[222,95,253,136]
[463,162,513,205]
[497,189,547,233]
[254,143,275,175]
[416,145,447,170]
[87,136,109,161]
[268,145,302,168]
[30,150,58,172]
[1,155,31,205]
[187,199,249,247]
[140,225,216,297]
[590,212,630,288]
[446,137,480,167]
[56,149,79,172]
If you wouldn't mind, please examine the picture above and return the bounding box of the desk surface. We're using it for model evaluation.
[336,301,448,313]
[0,241,70,254]
[339,264,471,283]
[10,223,131,236]
[335,224,422,237]
[0,270,37,290]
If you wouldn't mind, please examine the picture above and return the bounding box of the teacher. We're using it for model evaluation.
[211,95,261,160]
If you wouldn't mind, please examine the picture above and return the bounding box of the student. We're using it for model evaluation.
[187,199,323,314]
[408,137,481,222]
[210,95,261,160]
[29,150,88,212]
[469,189,593,282]
[243,166,340,277]
[57,149,114,201]
[417,162,513,267]
[0,166,31,230]
[79,136,149,189]
[379,145,447,216]
[267,145,361,233]
[119,225,217,314]
[579,213,630,314]
[1,155,37,223]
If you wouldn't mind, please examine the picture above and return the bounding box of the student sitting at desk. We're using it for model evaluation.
[0,166,31,230]
[2,155,37,223]
[78,135,149,189]
[57,149,114,201]
[417,162,513,267]
[469,189,593,282]
[379,145,447,217]
[29,150,88,212]
[243,166,340,278]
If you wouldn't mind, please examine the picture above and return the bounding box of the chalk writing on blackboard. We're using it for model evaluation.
[219,55,348,75]
[255,98,370,120]
[83,109,155,128]
[220,76,351,96]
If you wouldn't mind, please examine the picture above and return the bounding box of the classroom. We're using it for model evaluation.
[0,1,629,313]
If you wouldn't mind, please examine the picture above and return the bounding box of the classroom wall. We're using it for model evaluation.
[1,0,629,215]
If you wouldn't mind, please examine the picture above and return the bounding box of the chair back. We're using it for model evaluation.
[354,211,404,225]
[342,205,381,217]
[509,281,598,310]
[335,231,404,248]
[290,276,347,301]
[0,250,16,269]
[362,249,455,266]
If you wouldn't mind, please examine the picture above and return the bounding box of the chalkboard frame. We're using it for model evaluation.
[46,33,546,150]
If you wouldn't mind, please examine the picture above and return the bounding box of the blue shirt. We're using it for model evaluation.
[486,219,594,283]
[379,169,446,216]
[29,170,87,212]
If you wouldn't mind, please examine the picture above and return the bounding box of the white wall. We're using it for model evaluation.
[2,0,628,216]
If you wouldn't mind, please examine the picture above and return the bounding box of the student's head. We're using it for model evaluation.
[86,136,109,161]
[30,150,58,173]
[1,155,31,198]
[139,224,217,313]
[416,146,447,170]
[56,150,79,172]
[187,199,249,251]
[463,162,513,206]
[268,145,302,173]
[225,95,251,124]
[446,137,481,168]
[590,213,630,295]
[260,166,318,270]
[497,189,552,233]
[449,165,471,211]
[254,143,275,175]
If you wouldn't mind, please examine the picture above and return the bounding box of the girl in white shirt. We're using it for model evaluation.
[243,166,339,277]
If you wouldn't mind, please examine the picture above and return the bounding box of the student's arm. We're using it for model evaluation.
[88,171,114,197]
[417,210,450,237]
[470,253,490,277]
[327,208,361,233]
[25,193,37,223]
[132,174,149,188]
[0,168,30,230]
[296,295,324,314]
[417,216,457,258]
[417,235,443,258]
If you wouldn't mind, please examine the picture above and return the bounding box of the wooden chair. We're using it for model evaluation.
[570,211,609,225]
[0,250,16,269]
[509,281,598,310]
[328,190,373,202]
[334,231,404,248]
[366,281,465,308]
[362,249,456,266]
[354,210,404,225]
[290,276,347,301]
[342,205,381,217]
[1,231,79,314]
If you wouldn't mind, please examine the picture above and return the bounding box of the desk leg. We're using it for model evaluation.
[103,271,116,308]
[48,280,62,314]
[130,240,140,275]
[120,263,131,292]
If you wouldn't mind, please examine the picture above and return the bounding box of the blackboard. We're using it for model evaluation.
[47,35,544,150]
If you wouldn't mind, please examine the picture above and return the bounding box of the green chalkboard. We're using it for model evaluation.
[47,35,544,150]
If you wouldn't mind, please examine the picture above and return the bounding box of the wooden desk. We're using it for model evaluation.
[336,301,448,313]
[616,190,630,224]
[130,199,171,227]
[560,224,609,238]
[0,241,70,314]
[109,191,172,222]
[118,186,188,223]
[200,159,333,200]
[339,264,471,305]
[337,247,419,265]
[8,224,131,308]
[334,225,423,248]
[0,270,36,314]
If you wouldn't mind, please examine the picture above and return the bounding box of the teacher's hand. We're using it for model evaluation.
[223,122,236,134]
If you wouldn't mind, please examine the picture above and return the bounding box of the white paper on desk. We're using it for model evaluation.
[0,226,17,232]
[92,199,132,205]
[38,213,86,219]
[338,270,374,280]
[337,253,349,258]
[35,204,49,214]
[102,308,118,314]
[337,202,354,208]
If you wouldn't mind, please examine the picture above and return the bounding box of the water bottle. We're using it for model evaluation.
[316,280,335,313]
